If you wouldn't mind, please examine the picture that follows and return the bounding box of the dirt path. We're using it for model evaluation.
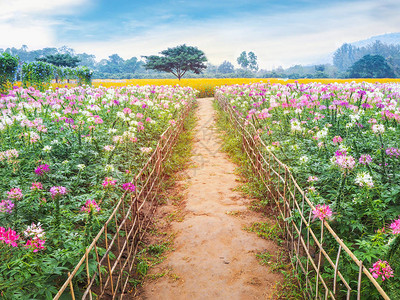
[137,98,282,299]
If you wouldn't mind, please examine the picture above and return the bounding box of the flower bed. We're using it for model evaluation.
[216,81,400,298]
[0,85,196,298]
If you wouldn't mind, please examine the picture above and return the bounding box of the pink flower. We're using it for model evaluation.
[307,176,319,182]
[35,164,50,176]
[390,218,400,235]
[136,113,144,119]
[334,154,356,170]
[30,182,43,191]
[123,107,132,114]
[49,186,67,199]
[122,182,136,192]
[0,227,20,247]
[81,199,100,213]
[25,238,46,252]
[359,154,372,165]
[104,145,115,151]
[370,260,394,281]
[102,177,117,188]
[7,188,23,200]
[332,136,342,144]
[0,200,14,214]
[312,204,333,221]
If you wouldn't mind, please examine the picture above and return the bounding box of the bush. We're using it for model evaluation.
[22,61,54,91]
[0,53,19,94]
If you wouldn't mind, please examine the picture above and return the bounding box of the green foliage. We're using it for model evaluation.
[217,60,235,74]
[348,55,396,78]
[0,52,19,94]
[22,61,54,91]
[144,44,208,80]
[37,53,80,68]
[237,51,258,72]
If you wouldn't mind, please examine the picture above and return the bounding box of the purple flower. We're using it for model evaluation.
[35,164,50,176]
[0,200,14,214]
[386,147,400,158]
[122,182,136,193]
[359,154,372,165]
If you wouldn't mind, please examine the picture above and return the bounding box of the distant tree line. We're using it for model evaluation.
[333,41,399,77]
[1,42,399,80]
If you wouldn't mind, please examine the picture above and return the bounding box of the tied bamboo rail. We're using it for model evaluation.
[216,94,390,300]
[54,99,194,299]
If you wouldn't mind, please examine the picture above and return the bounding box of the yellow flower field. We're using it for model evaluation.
[93,78,400,97]
[18,78,400,98]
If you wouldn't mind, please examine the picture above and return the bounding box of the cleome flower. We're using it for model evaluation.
[102,177,117,188]
[390,218,400,235]
[371,124,385,134]
[24,222,45,240]
[34,164,50,176]
[30,182,43,191]
[25,238,46,252]
[7,188,23,200]
[49,186,67,199]
[312,204,333,221]
[359,154,372,165]
[0,200,14,214]
[81,199,101,213]
[369,260,394,281]
[0,227,20,247]
[122,182,136,193]
[355,172,374,188]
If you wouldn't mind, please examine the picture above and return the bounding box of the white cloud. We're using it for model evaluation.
[70,0,400,69]
[0,0,89,50]
[1,0,399,68]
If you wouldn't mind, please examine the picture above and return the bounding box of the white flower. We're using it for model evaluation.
[108,128,117,134]
[104,164,115,172]
[42,145,52,153]
[104,145,115,151]
[50,139,59,145]
[77,164,86,170]
[372,124,385,134]
[62,160,69,164]
[355,172,374,188]
[299,155,309,164]
[316,128,328,140]
[266,145,275,152]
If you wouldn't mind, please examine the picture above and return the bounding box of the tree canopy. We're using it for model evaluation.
[348,54,396,78]
[143,44,207,80]
[36,53,80,68]
[237,51,258,72]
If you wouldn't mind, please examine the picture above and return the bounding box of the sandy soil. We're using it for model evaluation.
[135,98,282,300]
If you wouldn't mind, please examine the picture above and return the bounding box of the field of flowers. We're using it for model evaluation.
[216,81,400,297]
[15,78,400,100]
[0,84,196,298]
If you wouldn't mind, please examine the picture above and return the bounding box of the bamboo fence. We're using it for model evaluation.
[53,100,194,299]
[216,94,389,300]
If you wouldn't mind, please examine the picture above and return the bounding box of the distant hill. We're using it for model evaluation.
[351,32,400,48]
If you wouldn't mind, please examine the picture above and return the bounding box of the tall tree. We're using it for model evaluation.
[237,51,258,71]
[348,55,396,78]
[144,44,207,80]
[237,51,249,69]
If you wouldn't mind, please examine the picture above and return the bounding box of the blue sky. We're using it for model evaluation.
[0,0,399,68]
